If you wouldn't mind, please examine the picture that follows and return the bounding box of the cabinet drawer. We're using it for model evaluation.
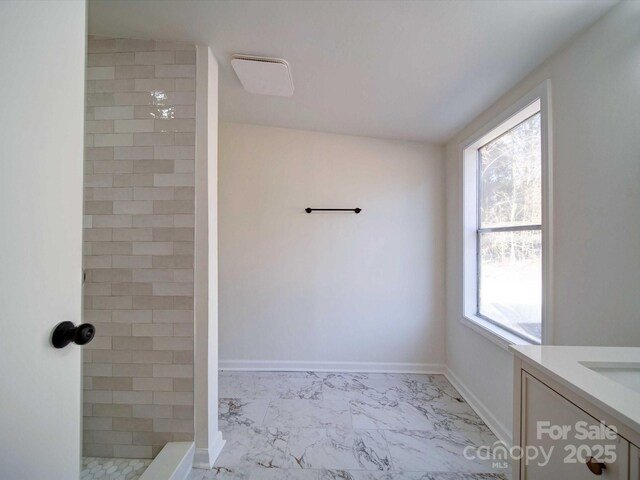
[521,372,629,479]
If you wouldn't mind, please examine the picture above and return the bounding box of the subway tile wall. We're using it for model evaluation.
[83,36,196,459]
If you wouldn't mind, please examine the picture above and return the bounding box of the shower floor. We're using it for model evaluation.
[81,457,152,480]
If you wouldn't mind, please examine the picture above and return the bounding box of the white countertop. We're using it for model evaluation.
[510,345,640,435]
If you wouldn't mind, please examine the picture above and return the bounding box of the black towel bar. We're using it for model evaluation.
[305,208,361,214]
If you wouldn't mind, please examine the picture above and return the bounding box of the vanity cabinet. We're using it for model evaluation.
[513,352,640,480]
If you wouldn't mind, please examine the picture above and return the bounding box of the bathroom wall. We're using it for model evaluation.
[218,122,445,370]
[83,36,196,458]
[445,0,640,444]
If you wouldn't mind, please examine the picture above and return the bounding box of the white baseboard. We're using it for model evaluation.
[219,359,445,374]
[140,441,195,480]
[192,431,225,470]
[445,367,512,447]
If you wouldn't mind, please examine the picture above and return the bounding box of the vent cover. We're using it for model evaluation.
[231,55,294,97]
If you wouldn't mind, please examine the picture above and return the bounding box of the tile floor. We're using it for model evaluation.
[188,371,510,480]
[81,457,151,480]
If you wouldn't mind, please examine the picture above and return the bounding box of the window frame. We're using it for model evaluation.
[460,81,553,349]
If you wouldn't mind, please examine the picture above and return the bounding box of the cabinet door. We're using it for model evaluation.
[521,372,629,479]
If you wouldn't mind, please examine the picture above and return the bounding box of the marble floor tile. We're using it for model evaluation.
[214,426,291,469]
[318,471,507,480]
[189,467,319,480]
[220,372,259,398]
[219,397,271,431]
[255,375,324,400]
[286,428,392,471]
[383,429,501,474]
[264,399,352,429]
[350,399,434,431]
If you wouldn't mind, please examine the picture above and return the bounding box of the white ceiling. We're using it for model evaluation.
[88,0,616,144]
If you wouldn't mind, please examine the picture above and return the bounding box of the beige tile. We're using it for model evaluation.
[155,40,195,51]
[93,377,133,391]
[153,282,193,296]
[133,159,174,174]
[132,295,173,310]
[113,390,153,405]
[111,282,153,296]
[174,132,195,145]
[133,241,173,255]
[84,255,112,269]
[112,227,153,241]
[152,255,193,269]
[85,337,112,351]
[114,119,155,133]
[132,377,173,391]
[88,52,135,67]
[133,431,174,446]
[134,132,174,146]
[152,310,192,324]
[86,146,114,161]
[173,323,194,337]
[92,430,133,445]
[132,323,173,337]
[165,92,196,105]
[132,404,172,419]
[152,228,193,242]
[92,215,132,228]
[131,269,174,282]
[94,105,134,120]
[88,268,132,283]
[92,296,133,310]
[172,378,193,392]
[154,146,194,159]
[84,389,113,404]
[152,391,193,406]
[174,50,196,64]
[116,38,156,52]
[92,187,133,201]
[87,37,117,53]
[114,146,153,160]
[113,92,160,106]
[134,51,175,65]
[91,241,132,255]
[93,404,132,418]
[87,66,116,80]
[133,187,174,200]
[113,364,153,377]
[87,79,135,93]
[113,174,154,187]
[153,418,193,433]
[113,336,153,350]
[83,417,113,430]
[113,200,153,214]
[153,173,194,187]
[172,405,194,419]
[87,93,115,107]
[83,444,113,458]
[131,350,173,364]
[115,65,155,79]
[112,417,153,432]
[153,200,193,214]
[91,350,133,363]
[84,363,113,377]
[173,187,195,200]
[174,160,194,173]
[112,310,152,324]
[172,269,194,282]
[94,133,133,147]
[86,120,114,134]
[153,336,193,351]
[85,174,113,188]
[134,78,175,92]
[152,364,192,378]
[132,214,173,227]
[172,351,193,365]
[155,64,196,78]
[84,201,113,215]
[93,160,134,174]
[93,322,131,337]
[154,119,195,133]
[84,310,112,323]
[113,445,152,459]
[174,78,196,92]
[112,255,152,269]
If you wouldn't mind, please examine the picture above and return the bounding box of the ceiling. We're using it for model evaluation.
[88,0,616,144]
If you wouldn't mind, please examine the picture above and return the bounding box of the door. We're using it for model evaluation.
[0,1,87,479]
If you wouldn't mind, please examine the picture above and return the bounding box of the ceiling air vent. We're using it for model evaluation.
[231,55,294,97]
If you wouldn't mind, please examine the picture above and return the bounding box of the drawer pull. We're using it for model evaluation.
[586,456,606,475]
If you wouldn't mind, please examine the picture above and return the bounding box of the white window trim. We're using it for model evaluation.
[459,80,553,350]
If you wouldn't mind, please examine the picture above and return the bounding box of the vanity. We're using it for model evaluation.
[511,346,640,479]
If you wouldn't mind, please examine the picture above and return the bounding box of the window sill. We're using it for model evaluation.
[461,315,537,352]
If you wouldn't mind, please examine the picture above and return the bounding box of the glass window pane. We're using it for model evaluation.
[479,112,541,228]
[479,229,541,342]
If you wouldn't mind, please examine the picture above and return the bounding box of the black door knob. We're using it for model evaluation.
[51,321,96,349]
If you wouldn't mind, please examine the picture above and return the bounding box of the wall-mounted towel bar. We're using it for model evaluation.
[305,208,362,214]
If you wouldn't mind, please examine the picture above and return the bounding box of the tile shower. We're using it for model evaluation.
[83,35,197,460]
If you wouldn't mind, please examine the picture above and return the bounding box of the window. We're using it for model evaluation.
[462,83,551,345]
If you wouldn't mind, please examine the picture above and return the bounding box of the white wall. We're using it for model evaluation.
[445,0,640,443]
[219,123,445,371]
